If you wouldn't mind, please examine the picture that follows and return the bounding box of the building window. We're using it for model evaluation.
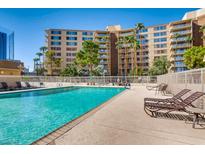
[140,39,149,44]
[51,36,61,40]
[154,38,167,42]
[66,53,76,56]
[154,26,166,31]
[67,42,77,46]
[66,47,77,51]
[154,44,167,48]
[51,47,61,50]
[154,32,167,37]
[66,58,74,62]
[82,32,93,35]
[51,30,61,34]
[82,37,93,41]
[154,50,167,54]
[137,29,148,33]
[67,31,77,35]
[136,34,148,39]
[67,37,77,40]
[51,42,61,46]
[55,52,61,56]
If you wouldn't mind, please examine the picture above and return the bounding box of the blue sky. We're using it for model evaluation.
[0,8,197,71]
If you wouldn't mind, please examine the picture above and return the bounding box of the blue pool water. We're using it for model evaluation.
[0,86,125,144]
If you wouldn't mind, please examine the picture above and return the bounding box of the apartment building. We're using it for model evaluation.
[46,29,94,75]
[137,24,169,73]
[45,9,205,76]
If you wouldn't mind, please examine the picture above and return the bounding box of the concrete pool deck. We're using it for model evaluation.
[50,85,205,145]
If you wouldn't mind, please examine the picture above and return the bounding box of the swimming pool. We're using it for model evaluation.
[0,86,125,144]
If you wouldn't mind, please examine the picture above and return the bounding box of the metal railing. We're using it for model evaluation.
[0,75,157,85]
[157,68,205,93]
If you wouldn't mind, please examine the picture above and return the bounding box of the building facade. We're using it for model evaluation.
[0,27,14,60]
[45,29,94,75]
[45,9,205,76]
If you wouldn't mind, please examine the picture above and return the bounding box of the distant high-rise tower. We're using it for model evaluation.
[0,26,14,60]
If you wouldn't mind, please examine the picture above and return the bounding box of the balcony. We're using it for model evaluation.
[171,43,191,49]
[99,45,108,48]
[99,55,108,59]
[170,37,190,43]
[95,34,109,38]
[170,30,191,37]
[170,24,191,31]
[119,32,134,37]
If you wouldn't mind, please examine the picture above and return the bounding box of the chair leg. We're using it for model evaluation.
[192,114,198,128]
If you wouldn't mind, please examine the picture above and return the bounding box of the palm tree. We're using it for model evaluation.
[126,35,140,76]
[135,23,145,74]
[115,38,123,75]
[33,57,40,75]
[123,36,129,76]
[45,50,56,76]
[40,46,48,69]
[36,52,43,67]
[101,35,109,74]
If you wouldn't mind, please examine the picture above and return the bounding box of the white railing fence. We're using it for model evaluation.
[0,75,157,86]
[157,68,205,94]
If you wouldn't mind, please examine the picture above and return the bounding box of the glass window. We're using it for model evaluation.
[82,37,93,41]
[66,47,77,51]
[67,37,77,40]
[56,52,61,56]
[154,26,166,31]
[51,36,61,40]
[66,42,77,46]
[51,42,61,46]
[51,47,61,50]
[154,38,167,42]
[51,30,61,34]
[67,31,77,35]
[136,34,148,39]
[154,32,167,37]
[137,29,148,33]
[154,44,167,48]
[82,32,93,35]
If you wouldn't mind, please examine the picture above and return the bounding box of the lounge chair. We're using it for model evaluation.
[185,106,205,128]
[147,83,168,95]
[144,92,205,117]
[146,83,162,90]
[144,89,191,104]
[24,82,33,88]
[0,82,13,91]
[15,81,26,90]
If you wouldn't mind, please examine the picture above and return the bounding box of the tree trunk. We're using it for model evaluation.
[140,35,142,75]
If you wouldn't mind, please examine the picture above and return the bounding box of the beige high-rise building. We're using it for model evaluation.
[45,29,94,75]
[45,9,205,76]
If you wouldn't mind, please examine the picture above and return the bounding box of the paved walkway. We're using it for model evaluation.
[54,86,205,145]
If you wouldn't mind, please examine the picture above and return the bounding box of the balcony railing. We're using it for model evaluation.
[171,43,191,49]
[171,24,191,30]
[171,30,191,36]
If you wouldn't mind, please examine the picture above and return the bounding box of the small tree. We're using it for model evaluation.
[45,50,62,75]
[148,57,170,75]
[60,64,78,76]
[75,40,99,76]
[184,46,205,69]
